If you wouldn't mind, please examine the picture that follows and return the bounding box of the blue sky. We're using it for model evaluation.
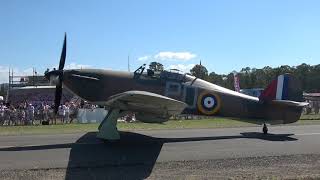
[1,0,320,83]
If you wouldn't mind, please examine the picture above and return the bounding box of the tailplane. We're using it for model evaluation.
[259,74,307,124]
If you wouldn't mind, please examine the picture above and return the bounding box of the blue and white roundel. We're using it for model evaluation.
[197,92,221,115]
[202,96,216,110]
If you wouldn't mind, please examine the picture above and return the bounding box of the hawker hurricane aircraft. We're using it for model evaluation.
[45,35,307,141]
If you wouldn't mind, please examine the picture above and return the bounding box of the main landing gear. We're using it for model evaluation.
[97,108,126,142]
[262,123,268,134]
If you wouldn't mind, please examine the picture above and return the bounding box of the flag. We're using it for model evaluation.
[233,73,240,92]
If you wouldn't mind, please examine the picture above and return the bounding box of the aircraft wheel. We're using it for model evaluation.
[263,123,268,134]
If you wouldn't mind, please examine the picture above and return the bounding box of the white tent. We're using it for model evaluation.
[0,96,3,101]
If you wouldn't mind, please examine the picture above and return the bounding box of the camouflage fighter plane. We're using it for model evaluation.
[45,35,308,141]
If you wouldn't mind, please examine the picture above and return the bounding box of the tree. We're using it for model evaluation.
[251,68,267,88]
[294,63,310,90]
[224,73,235,90]
[187,62,320,92]
[239,67,252,88]
[190,64,208,79]
[149,62,164,72]
[207,72,224,85]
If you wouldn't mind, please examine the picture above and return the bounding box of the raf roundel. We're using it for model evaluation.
[197,92,221,115]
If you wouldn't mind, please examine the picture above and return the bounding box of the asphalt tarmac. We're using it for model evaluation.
[0,124,320,179]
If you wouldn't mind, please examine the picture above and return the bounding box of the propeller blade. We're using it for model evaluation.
[58,33,67,70]
[52,33,67,114]
[54,83,62,114]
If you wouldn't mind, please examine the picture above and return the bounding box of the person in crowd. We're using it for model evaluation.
[83,101,91,109]
[26,103,35,125]
[34,103,41,124]
[8,106,17,126]
[1,103,10,126]
[58,104,66,123]
[16,104,25,125]
[43,103,50,123]
[306,100,312,114]
[314,101,319,114]
[50,103,56,125]
[2,106,9,125]
[69,102,77,123]
[64,102,70,123]
[80,100,84,108]
[44,68,50,75]
[0,103,5,125]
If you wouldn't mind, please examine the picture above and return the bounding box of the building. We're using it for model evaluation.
[6,70,76,106]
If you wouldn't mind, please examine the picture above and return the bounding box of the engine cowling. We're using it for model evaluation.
[135,113,169,123]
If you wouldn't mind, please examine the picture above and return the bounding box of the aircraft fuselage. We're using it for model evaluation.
[62,69,302,124]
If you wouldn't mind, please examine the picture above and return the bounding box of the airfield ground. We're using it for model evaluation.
[0,117,320,179]
[0,115,319,136]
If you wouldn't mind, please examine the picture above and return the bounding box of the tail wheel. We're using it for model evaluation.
[263,123,268,134]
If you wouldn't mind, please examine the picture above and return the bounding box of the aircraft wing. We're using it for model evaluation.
[104,91,187,116]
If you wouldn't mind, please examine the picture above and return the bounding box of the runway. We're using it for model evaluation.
[1,124,320,179]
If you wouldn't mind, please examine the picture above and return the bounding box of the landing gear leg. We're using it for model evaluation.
[97,108,121,141]
[263,123,268,134]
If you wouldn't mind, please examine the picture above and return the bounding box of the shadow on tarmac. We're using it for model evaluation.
[0,131,297,179]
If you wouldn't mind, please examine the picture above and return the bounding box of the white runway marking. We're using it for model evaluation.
[1,131,320,149]
[0,142,103,149]
[0,146,15,148]
[295,133,320,136]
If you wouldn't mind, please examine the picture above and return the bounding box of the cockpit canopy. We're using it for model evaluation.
[133,64,195,83]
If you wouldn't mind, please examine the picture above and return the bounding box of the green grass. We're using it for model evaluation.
[0,117,320,136]
[0,123,99,136]
[119,118,256,130]
[300,114,320,120]
[0,118,253,136]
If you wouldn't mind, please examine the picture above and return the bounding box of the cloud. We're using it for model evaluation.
[168,64,195,73]
[154,52,196,61]
[49,62,93,70]
[138,51,197,62]
[137,55,151,61]
[64,62,92,69]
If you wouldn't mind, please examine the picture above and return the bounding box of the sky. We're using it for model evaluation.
[1,0,320,83]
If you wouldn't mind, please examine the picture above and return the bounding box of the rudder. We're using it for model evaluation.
[259,74,303,102]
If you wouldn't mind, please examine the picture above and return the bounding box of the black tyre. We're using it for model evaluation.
[263,124,268,134]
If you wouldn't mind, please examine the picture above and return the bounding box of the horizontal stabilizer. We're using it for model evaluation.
[270,100,308,107]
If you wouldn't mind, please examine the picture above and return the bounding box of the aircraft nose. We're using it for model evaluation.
[63,69,102,88]
[45,70,63,85]
[62,69,105,102]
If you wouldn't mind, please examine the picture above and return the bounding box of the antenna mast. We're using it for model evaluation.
[127,55,130,72]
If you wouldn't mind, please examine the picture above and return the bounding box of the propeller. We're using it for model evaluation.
[58,34,67,71]
[45,33,67,114]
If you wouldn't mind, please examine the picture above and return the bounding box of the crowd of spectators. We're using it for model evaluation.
[304,100,320,115]
[0,100,89,126]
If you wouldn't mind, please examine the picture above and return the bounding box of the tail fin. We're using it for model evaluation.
[259,74,307,124]
[259,74,303,102]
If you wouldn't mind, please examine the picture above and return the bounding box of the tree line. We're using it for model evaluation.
[149,61,319,93]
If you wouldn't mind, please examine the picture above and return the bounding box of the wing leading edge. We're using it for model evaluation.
[103,91,187,116]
